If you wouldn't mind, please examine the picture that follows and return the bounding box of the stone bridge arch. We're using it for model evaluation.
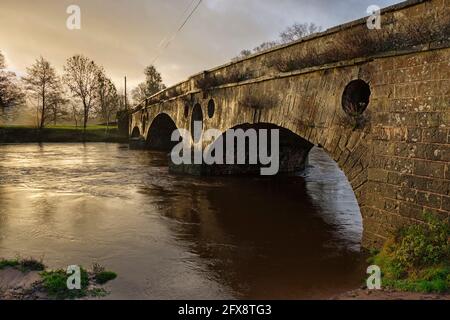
[146,113,179,151]
[130,0,450,248]
[200,122,315,176]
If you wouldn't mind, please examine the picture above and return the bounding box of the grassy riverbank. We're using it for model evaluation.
[0,257,117,300]
[0,125,128,143]
[368,214,449,294]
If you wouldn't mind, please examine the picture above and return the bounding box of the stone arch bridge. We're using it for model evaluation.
[129,0,450,248]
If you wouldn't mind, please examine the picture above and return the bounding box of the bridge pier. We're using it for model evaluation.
[129,137,146,149]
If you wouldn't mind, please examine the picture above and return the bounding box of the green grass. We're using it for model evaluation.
[18,258,45,272]
[41,268,90,300]
[41,265,117,299]
[0,259,20,269]
[0,257,45,272]
[1,258,117,299]
[369,214,450,294]
[95,271,117,284]
[0,125,128,143]
[92,262,117,284]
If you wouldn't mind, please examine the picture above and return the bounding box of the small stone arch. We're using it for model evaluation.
[146,113,179,151]
[131,126,141,138]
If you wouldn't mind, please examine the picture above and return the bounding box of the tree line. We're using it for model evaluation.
[0,50,165,130]
[235,22,322,59]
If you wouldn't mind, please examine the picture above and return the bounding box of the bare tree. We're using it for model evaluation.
[131,65,165,104]
[63,55,101,131]
[253,41,278,53]
[131,83,148,105]
[47,81,68,126]
[233,49,253,60]
[116,93,130,112]
[96,71,118,132]
[279,22,322,43]
[22,57,60,129]
[67,102,83,128]
[0,52,5,69]
[233,22,322,60]
[0,51,25,109]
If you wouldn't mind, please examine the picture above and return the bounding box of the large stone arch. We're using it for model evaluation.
[201,122,314,176]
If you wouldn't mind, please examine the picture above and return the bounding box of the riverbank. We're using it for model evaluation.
[333,288,450,300]
[0,125,128,143]
[3,265,449,300]
[0,258,117,300]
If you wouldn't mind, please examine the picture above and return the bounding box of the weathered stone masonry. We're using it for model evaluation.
[130,0,450,248]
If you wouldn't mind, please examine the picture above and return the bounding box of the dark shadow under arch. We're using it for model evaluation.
[146,113,179,151]
[131,126,141,138]
[204,123,314,176]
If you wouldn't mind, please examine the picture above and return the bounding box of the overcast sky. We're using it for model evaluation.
[0,0,403,92]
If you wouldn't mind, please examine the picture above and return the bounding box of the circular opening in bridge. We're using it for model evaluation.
[184,104,189,118]
[342,80,371,116]
[191,103,203,143]
[207,99,215,118]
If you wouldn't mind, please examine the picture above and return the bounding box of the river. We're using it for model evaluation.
[0,143,366,299]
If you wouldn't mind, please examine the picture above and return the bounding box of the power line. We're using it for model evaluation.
[155,0,196,52]
[151,0,203,64]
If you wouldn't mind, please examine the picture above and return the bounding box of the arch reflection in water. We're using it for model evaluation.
[143,147,365,299]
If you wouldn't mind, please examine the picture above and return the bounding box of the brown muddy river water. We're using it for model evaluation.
[0,143,366,299]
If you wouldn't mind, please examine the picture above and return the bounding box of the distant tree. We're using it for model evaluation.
[239,49,252,57]
[63,54,101,131]
[116,93,128,111]
[69,102,83,128]
[279,22,322,43]
[96,71,118,131]
[0,51,25,109]
[131,83,148,105]
[253,41,278,53]
[22,57,60,129]
[0,52,5,69]
[232,49,254,61]
[132,65,166,104]
[233,22,322,60]
[47,81,68,126]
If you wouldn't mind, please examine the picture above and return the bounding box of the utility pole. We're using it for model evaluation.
[124,76,128,110]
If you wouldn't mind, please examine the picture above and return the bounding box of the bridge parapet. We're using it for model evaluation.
[131,0,449,115]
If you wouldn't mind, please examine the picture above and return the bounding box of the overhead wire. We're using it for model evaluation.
[151,0,203,64]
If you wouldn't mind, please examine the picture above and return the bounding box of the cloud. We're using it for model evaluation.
[0,0,402,91]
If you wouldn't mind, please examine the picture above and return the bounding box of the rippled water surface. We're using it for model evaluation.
[0,143,366,299]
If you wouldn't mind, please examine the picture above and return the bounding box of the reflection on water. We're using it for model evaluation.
[0,143,365,299]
